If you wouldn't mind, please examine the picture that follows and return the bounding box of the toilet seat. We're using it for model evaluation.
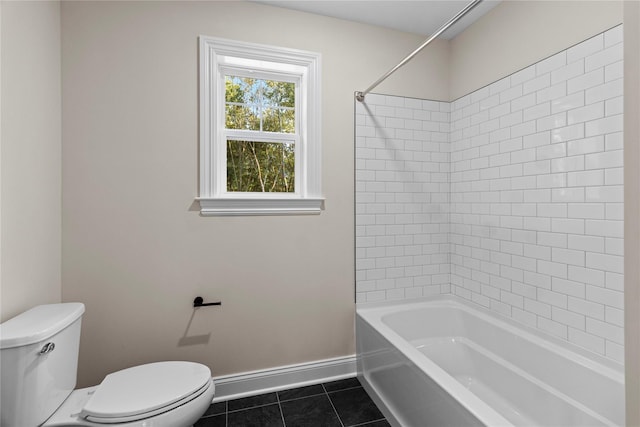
[80,361,212,424]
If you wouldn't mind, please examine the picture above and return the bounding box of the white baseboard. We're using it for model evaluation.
[212,355,357,402]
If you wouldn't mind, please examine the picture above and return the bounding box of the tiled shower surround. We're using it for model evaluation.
[355,26,624,362]
[355,97,452,300]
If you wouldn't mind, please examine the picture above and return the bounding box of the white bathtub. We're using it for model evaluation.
[356,295,624,427]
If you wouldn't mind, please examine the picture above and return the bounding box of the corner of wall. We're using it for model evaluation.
[0,1,62,322]
[448,1,623,101]
[624,2,640,425]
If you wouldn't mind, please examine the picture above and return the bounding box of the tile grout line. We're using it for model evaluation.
[350,418,388,427]
[276,391,287,427]
[279,391,326,403]
[227,401,278,413]
[322,383,346,427]
[326,385,363,395]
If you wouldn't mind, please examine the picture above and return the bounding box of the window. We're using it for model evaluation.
[198,37,323,216]
[225,75,296,193]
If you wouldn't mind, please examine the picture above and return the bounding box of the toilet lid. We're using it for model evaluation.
[81,361,211,422]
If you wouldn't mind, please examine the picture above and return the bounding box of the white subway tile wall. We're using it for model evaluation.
[450,25,623,362]
[355,26,623,363]
[355,94,451,303]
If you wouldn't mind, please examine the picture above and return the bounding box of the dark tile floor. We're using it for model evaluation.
[195,377,391,427]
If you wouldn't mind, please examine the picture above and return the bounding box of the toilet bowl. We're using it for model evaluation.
[0,303,215,427]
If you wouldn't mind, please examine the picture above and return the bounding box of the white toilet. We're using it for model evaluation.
[0,303,215,427]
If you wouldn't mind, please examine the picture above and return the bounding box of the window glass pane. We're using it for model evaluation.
[225,75,295,133]
[225,76,259,104]
[225,104,259,130]
[262,108,295,133]
[227,140,295,193]
[263,80,295,108]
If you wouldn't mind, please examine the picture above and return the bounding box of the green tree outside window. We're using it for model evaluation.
[225,76,296,193]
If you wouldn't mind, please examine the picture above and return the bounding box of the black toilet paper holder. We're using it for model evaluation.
[193,296,222,308]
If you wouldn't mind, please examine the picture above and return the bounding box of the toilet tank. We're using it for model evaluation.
[0,303,85,427]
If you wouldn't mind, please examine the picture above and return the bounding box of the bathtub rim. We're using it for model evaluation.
[357,294,624,376]
[356,294,624,426]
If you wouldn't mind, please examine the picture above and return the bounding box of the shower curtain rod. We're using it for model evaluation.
[355,0,483,102]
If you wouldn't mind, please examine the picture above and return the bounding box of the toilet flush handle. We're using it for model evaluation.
[38,342,55,355]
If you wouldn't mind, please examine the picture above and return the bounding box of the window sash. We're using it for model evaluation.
[225,138,297,194]
[222,70,300,136]
[218,67,302,197]
[221,131,300,196]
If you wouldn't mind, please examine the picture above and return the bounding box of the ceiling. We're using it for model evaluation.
[253,1,501,39]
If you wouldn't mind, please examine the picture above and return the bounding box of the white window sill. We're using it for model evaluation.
[197,197,325,216]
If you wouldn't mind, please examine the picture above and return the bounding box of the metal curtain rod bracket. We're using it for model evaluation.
[355,0,483,102]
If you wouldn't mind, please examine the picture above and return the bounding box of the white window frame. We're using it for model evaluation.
[198,36,323,216]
